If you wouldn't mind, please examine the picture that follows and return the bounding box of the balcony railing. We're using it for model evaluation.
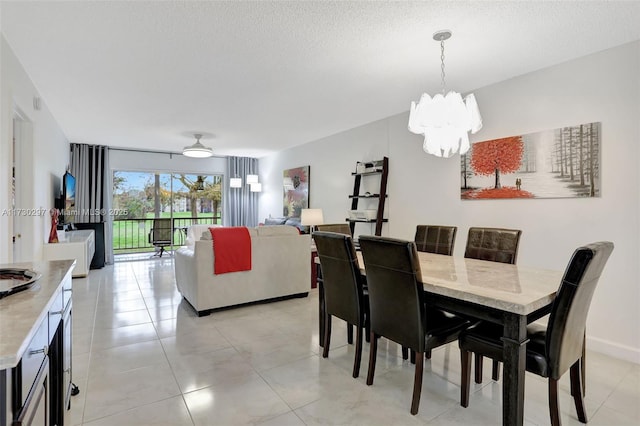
[113,216,220,253]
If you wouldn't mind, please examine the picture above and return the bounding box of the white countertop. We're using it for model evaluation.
[0,260,75,369]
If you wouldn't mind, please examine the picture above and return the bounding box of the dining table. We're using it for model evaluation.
[315,251,564,426]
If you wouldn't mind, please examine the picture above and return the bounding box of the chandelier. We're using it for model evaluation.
[408,30,482,158]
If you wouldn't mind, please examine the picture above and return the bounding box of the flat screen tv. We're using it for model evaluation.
[62,171,76,225]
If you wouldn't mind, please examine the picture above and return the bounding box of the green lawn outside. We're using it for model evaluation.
[113,212,221,253]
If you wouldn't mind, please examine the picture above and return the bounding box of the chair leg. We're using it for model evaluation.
[410,351,424,415]
[353,325,363,378]
[410,350,416,364]
[425,349,432,359]
[570,361,587,423]
[491,360,500,381]
[581,336,586,396]
[460,348,472,407]
[402,346,408,360]
[474,354,484,384]
[548,378,561,426]
[366,331,378,385]
[347,323,354,344]
[322,314,331,358]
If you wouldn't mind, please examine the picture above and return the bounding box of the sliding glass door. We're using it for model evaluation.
[112,170,222,256]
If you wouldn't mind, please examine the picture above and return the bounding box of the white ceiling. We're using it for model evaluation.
[1,1,639,158]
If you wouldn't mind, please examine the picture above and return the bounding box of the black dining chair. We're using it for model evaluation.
[414,225,457,255]
[464,226,522,381]
[313,231,369,378]
[410,225,458,361]
[359,235,470,415]
[458,241,614,426]
[316,223,352,236]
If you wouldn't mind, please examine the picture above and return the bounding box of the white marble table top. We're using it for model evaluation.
[0,260,75,369]
[356,252,564,316]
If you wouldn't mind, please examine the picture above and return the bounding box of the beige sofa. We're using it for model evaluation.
[174,225,310,315]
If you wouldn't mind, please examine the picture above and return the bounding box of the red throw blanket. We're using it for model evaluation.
[210,227,252,274]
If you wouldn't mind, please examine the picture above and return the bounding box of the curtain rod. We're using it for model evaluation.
[107,146,226,159]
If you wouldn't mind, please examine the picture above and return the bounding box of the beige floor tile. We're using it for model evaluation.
[68,259,640,426]
[184,373,290,425]
[90,322,158,351]
[83,364,181,422]
[81,395,193,426]
[168,346,257,393]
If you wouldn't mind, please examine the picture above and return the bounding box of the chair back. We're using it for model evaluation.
[313,231,364,326]
[151,218,172,244]
[414,225,457,255]
[464,227,521,264]
[546,241,614,379]
[316,223,351,236]
[359,235,425,352]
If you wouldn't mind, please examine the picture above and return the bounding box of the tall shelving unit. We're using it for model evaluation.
[347,157,388,236]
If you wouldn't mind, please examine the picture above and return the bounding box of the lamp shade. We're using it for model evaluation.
[229,177,242,188]
[300,209,324,226]
[250,182,262,192]
[246,174,259,184]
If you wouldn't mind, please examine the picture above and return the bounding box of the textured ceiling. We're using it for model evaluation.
[1,1,639,157]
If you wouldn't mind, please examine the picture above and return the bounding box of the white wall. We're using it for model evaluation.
[0,35,69,263]
[108,149,226,176]
[260,41,640,363]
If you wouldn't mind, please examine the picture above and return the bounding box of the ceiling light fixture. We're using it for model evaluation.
[408,30,482,158]
[183,133,213,158]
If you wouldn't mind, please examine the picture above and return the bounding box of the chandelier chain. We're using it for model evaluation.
[440,39,446,95]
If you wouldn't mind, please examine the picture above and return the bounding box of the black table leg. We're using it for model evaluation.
[317,264,325,348]
[501,313,528,426]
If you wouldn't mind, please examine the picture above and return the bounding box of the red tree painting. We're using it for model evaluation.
[470,136,524,189]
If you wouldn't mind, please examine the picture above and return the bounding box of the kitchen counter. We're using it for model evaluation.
[0,260,75,370]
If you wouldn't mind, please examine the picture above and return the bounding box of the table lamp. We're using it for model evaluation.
[301,208,324,233]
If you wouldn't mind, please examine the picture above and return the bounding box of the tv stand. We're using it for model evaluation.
[43,230,95,277]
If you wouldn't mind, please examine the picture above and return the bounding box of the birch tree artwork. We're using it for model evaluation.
[461,122,601,200]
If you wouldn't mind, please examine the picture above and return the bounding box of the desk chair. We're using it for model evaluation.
[149,218,172,257]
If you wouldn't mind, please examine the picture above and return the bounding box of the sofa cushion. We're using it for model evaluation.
[201,227,257,240]
[186,224,221,246]
[264,217,287,225]
[256,225,300,237]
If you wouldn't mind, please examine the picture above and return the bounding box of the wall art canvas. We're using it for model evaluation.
[461,122,601,200]
[283,166,309,217]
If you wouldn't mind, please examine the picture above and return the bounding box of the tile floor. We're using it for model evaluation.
[69,258,639,425]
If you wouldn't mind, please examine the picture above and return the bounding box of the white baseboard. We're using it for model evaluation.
[587,335,640,364]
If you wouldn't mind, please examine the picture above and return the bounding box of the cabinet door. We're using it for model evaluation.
[13,358,48,426]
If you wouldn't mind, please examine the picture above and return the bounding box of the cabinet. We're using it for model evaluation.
[0,261,74,426]
[73,223,105,269]
[347,157,388,236]
[43,230,95,277]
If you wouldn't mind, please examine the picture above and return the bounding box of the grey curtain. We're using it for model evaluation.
[224,156,259,227]
[69,143,114,264]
